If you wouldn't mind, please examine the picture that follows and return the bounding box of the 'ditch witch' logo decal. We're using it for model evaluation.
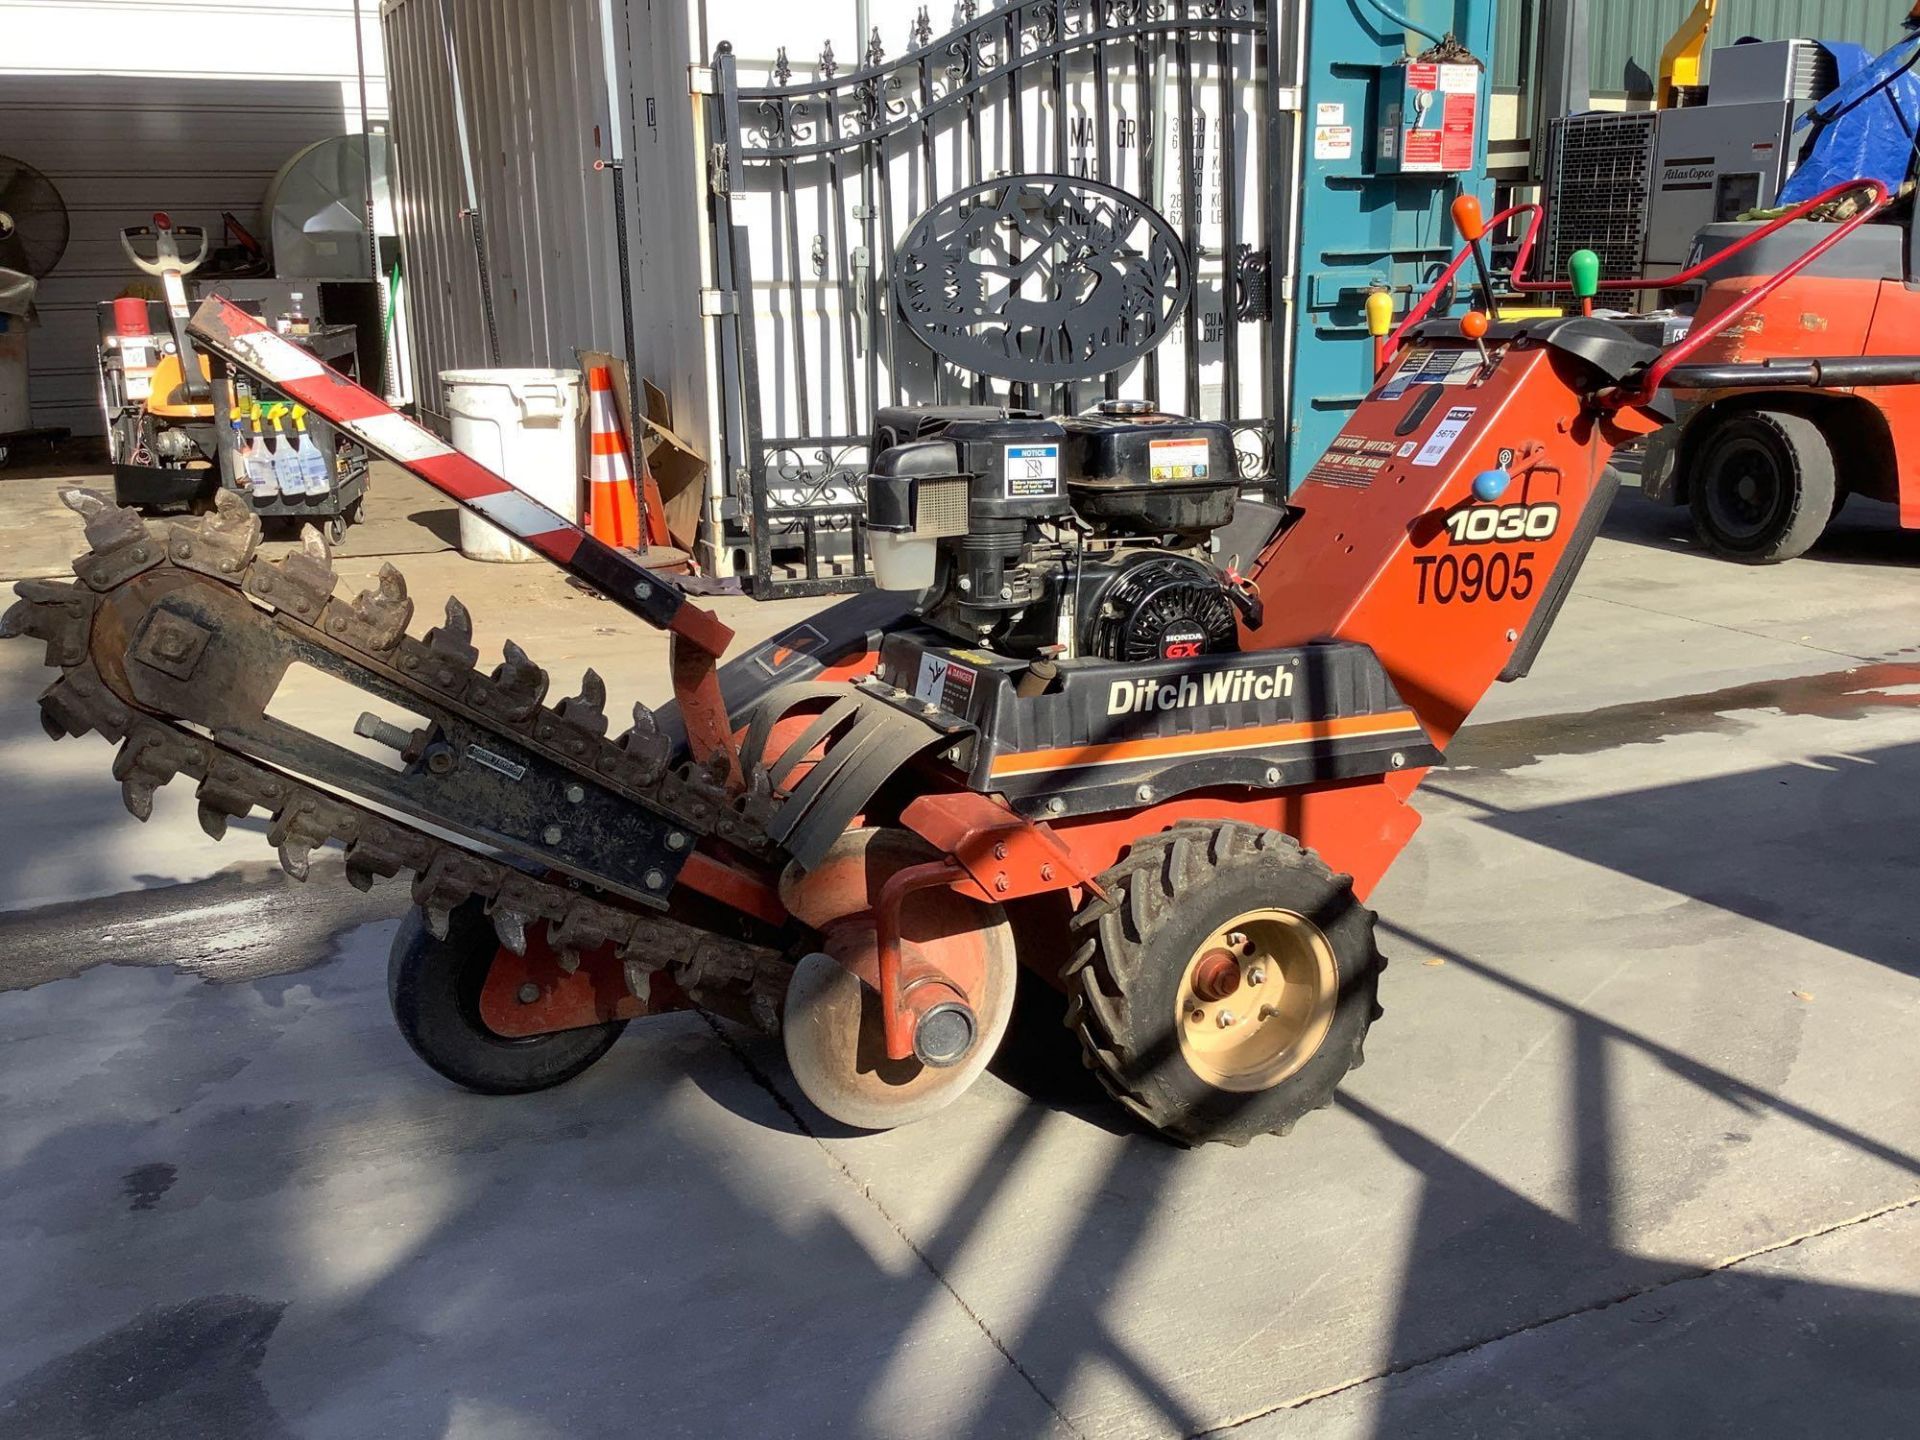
[894,175,1190,384]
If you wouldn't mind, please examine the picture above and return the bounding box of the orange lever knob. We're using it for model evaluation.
[1451,195,1486,243]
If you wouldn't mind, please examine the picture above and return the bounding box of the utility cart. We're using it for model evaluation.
[212,323,369,543]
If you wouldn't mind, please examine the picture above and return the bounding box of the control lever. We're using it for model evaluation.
[1449,195,1501,322]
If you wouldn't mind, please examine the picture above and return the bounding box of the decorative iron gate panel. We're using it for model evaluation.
[705,0,1283,596]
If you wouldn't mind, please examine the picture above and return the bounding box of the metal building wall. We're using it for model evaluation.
[379,0,632,422]
[0,0,387,438]
[1496,0,1906,95]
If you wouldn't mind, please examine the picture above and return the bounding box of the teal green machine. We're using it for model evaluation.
[1285,0,1499,483]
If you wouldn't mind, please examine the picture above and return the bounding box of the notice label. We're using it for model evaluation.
[1148,437,1212,481]
[915,652,977,713]
[1004,442,1060,498]
[1316,102,1346,126]
[1315,125,1355,161]
[1414,407,1477,468]
[1379,347,1480,400]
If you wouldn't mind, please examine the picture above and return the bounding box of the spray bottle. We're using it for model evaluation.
[245,402,279,499]
[293,406,331,496]
[270,404,306,497]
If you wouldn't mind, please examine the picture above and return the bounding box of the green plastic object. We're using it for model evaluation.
[1569,249,1602,301]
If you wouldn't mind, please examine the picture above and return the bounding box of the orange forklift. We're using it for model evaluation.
[1633,19,1920,564]
[1639,204,1920,562]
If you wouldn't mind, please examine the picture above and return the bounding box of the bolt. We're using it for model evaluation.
[666,830,688,851]
[425,745,455,775]
[993,841,1008,860]
[999,586,1013,600]
[565,783,585,804]
[994,872,1010,893]
[543,824,564,844]
[1227,931,1247,949]
[644,868,665,889]
[219,559,236,572]
[130,547,146,562]
[155,632,189,661]
[1247,966,1268,987]
[1390,751,1406,769]
[1264,766,1281,785]
[1135,784,1154,803]
[1506,628,1519,642]
[1258,1004,1280,1021]
[1217,1009,1237,1028]
[634,580,653,601]
[1039,863,1054,881]
[1190,1008,1207,1024]
[517,982,541,1005]
[255,573,273,592]
[176,541,193,558]
[1046,797,1066,816]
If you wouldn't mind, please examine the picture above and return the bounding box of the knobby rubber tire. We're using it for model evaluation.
[1063,822,1383,1147]
[388,898,625,1095]
[1689,409,1836,565]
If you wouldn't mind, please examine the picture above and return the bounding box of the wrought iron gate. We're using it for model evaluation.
[706,0,1283,596]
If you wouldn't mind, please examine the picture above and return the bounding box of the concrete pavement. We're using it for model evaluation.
[0,465,1917,1438]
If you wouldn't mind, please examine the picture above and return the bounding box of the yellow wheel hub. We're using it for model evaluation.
[1175,908,1339,1092]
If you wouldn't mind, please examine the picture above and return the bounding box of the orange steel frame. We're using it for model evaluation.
[501,189,1883,1040]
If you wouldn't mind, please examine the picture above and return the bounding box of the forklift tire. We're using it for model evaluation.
[1064,822,1382,1147]
[1688,409,1836,564]
[388,899,626,1095]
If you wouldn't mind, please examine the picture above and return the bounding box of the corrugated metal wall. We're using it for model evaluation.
[1495,0,1906,96]
[0,0,387,437]
[379,0,632,422]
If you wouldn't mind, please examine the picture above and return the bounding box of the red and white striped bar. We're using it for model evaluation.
[187,297,733,657]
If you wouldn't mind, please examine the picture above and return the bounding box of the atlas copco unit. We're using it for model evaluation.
[4,189,1887,1145]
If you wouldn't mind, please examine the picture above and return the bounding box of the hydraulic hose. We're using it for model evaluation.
[1358,0,1445,47]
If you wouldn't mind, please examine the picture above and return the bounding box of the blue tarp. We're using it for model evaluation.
[1777,32,1920,206]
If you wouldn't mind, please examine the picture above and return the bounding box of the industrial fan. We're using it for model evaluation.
[0,155,70,279]
[0,154,71,465]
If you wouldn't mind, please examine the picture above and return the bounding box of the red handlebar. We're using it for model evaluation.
[1377,179,1892,414]
[1606,179,1890,410]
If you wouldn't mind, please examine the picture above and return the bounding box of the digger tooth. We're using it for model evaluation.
[555,668,609,735]
[626,701,659,743]
[278,845,312,882]
[299,523,333,568]
[58,486,109,519]
[490,639,551,716]
[491,906,530,957]
[426,595,479,668]
[196,802,230,841]
[121,779,156,823]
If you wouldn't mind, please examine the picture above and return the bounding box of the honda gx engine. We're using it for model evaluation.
[865,402,1258,662]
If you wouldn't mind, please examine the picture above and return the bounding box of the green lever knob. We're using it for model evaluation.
[1569,249,1602,301]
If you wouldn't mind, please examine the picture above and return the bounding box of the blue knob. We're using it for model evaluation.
[1472,468,1512,502]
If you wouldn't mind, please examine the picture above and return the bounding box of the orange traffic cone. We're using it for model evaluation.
[585,365,640,550]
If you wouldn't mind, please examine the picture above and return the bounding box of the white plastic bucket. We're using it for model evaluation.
[0,319,29,436]
[440,368,582,562]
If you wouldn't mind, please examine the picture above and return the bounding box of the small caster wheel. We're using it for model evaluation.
[388,899,625,1094]
[326,515,347,545]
